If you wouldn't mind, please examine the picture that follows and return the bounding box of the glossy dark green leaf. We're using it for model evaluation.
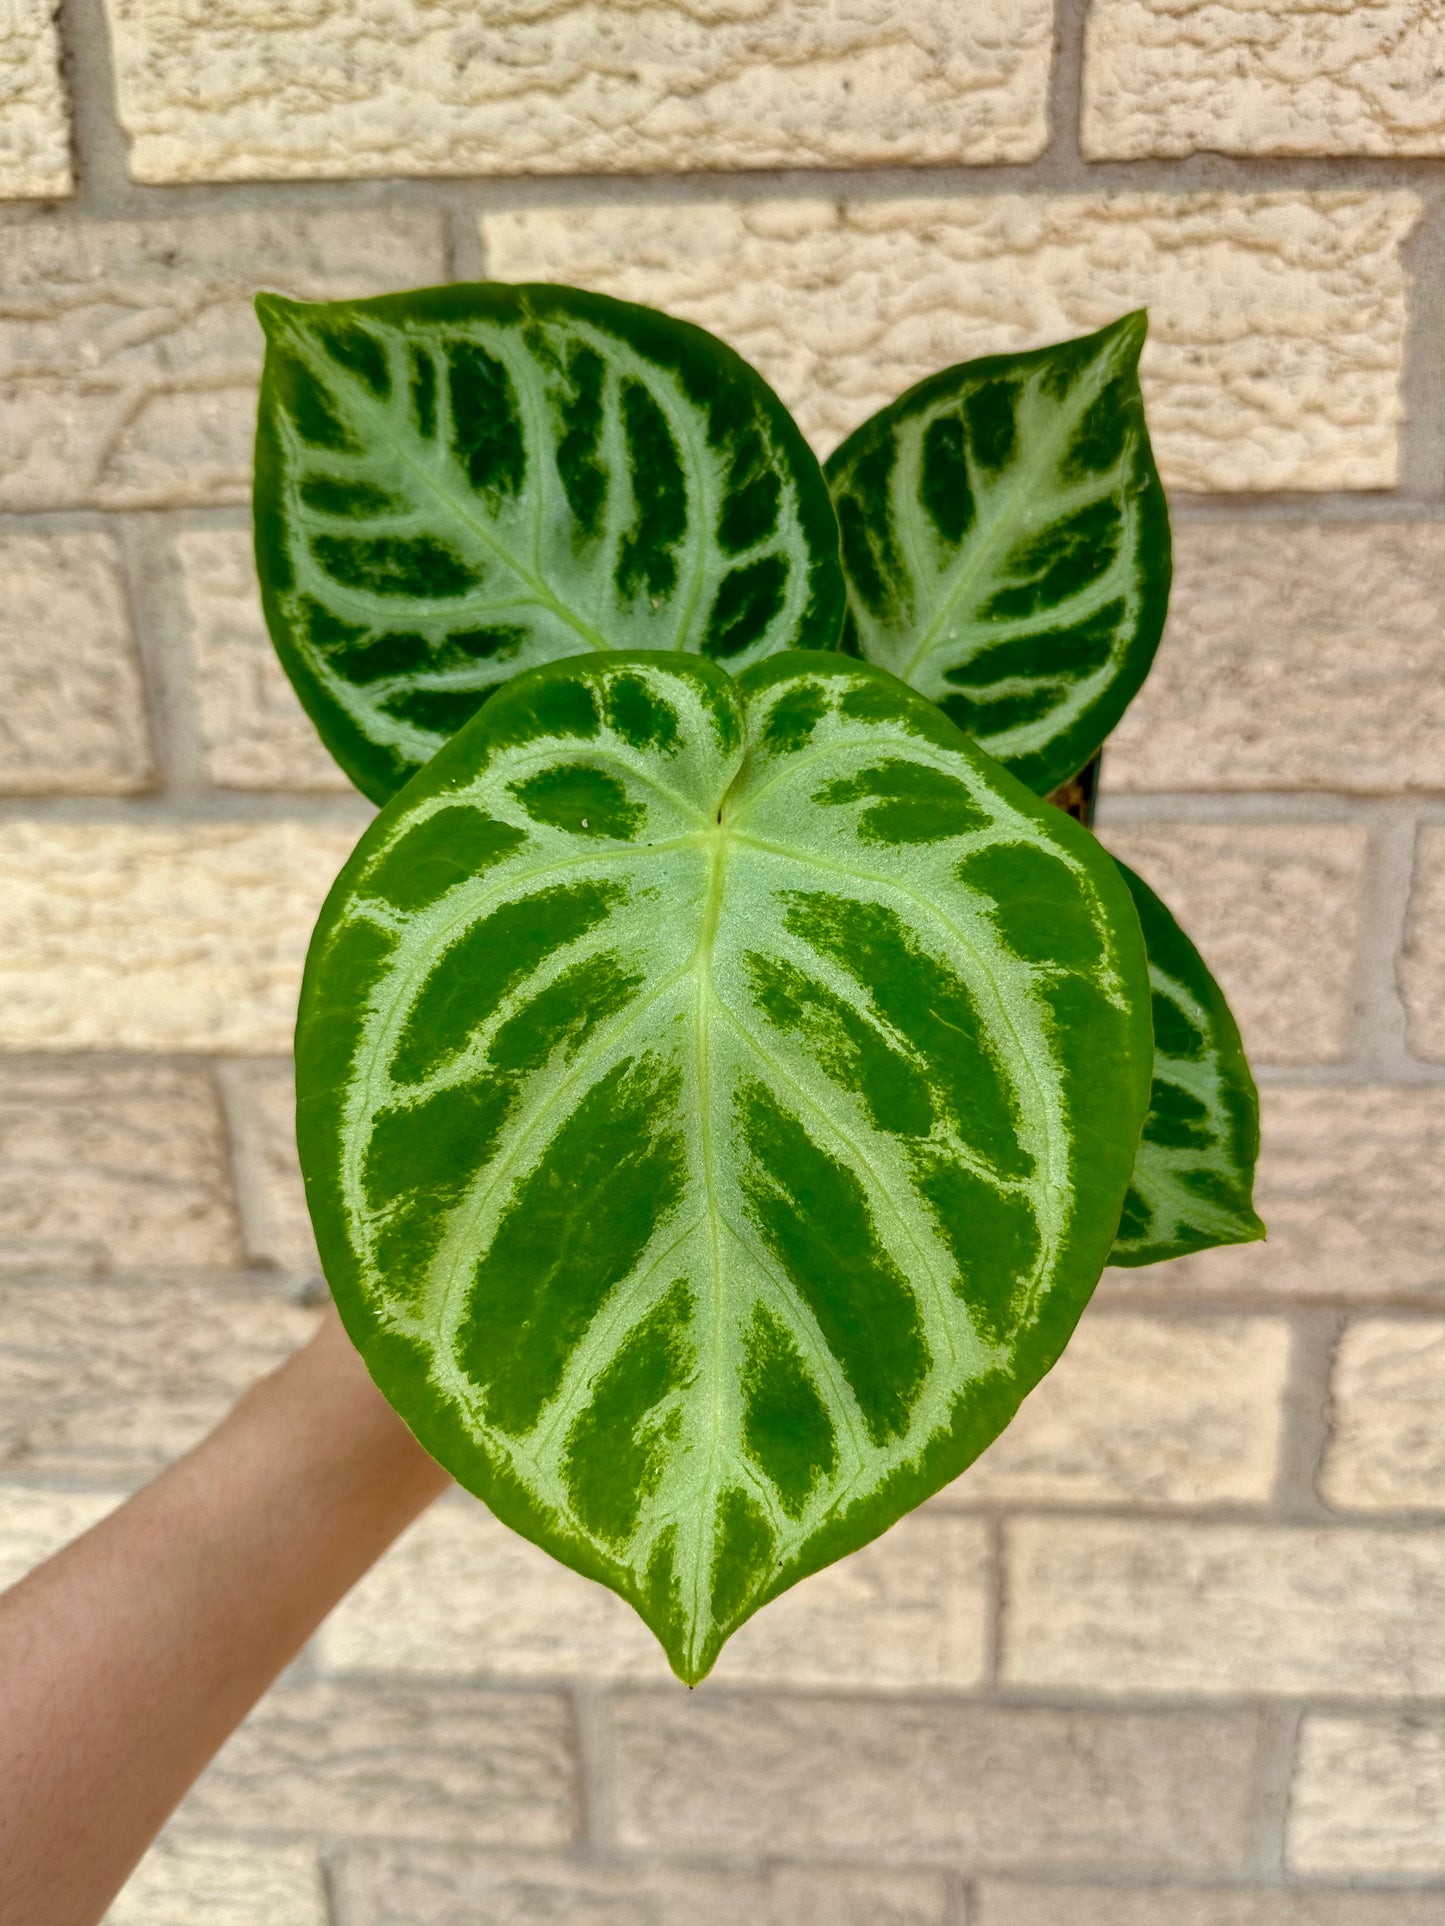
[825,313,1171,797]
[296,650,1153,1682]
[254,282,844,802]
[1109,861,1265,1267]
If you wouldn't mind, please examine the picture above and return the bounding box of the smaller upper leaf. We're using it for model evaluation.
[1108,861,1265,1267]
[826,314,1171,798]
[254,281,845,802]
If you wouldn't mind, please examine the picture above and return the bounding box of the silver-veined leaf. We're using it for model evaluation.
[1109,861,1264,1267]
[825,314,1170,797]
[254,282,845,803]
[296,651,1152,1682]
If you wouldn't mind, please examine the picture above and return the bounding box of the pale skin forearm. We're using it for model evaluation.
[0,1306,450,1926]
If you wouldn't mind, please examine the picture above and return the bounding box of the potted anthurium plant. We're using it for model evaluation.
[252,284,1264,1687]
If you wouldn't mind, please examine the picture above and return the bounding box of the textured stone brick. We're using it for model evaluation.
[1290,1715,1445,1874]
[0,532,153,795]
[1402,826,1445,1061]
[334,1848,947,1926]
[942,1313,1288,1508]
[0,0,71,198]
[108,1837,326,1926]
[216,1061,321,1276]
[1323,1318,1445,1511]
[0,1485,120,1593]
[978,1885,1445,1925]
[322,1503,987,1691]
[105,0,1051,183]
[0,1062,241,1272]
[1132,1085,1445,1299]
[180,1681,578,1845]
[1096,826,1366,1066]
[0,210,445,512]
[0,1279,312,1481]
[176,526,353,793]
[483,192,1418,490]
[0,823,357,1051]
[609,1696,1258,1872]
[1004,1517,1445,1697]
[1106,521,1445,795]
[1084,0,1445,160]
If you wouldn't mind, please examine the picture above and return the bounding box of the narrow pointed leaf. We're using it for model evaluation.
[825,313,1171,797]
[1109,861,1265,1267]
[296,652,1152,1683]
[254,282,845,802]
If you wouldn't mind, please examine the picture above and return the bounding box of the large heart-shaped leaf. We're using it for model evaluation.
[254,282,845,802]
[825,314,1170,798]
[296,651,1152,1682]
[1109,862,1264,1267]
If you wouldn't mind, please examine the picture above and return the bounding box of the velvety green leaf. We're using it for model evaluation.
[296,651,1153,1682]
[254,282,845,802]
[825,313,1170,797]
[1109,861,1265,1268]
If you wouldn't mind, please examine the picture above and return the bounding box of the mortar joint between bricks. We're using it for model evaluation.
[1349,807,1425,1075]
[54,0,136,216]
[1273,1310,1347,1523]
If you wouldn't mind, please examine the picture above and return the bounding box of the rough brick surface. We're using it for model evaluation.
[0,823,357,1052]
[0,1485,120,1593]
[0,1062,241,1272]
[180,1681,578,1845]
[1323,1318,1445,1511]
[0,211,446,512]
[608,1695,1259,1872]
[945,1312,1288,1508]
[977,1885,1445,1925]
[1106,520,1445,794]
[108,1837,327,1926]
[1133,1085,1445,1299]
[1290,1715,1445,1874]
[322,1504,987,1691]
[0,532,153,796]
[1403,826,1445,1061]
[333,1848,947,1926]
[105,0,1051,183]
[483,192,1418,489]
[0,0,71,198]
[215,1061,321,1276]
[1096,826,1367,1065]
[175,527,354,794]
[0,1279,312,1481]
[1084,0,1445,159]
[1004,1517,1445,1696]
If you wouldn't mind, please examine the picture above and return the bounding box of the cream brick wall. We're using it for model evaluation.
[0,823,359,1052]
[1322,1317,1445,1509]
[1084,0,1445,159]
[0,0,71,199]
[0,213,447,511]
[1,4,1442,1919]
[1003,1516,1445,1695]
[483,192,1420,488]
[106,1839,328,1926]
[1290,1716,1445,1874]
[321,1503,990,1691]
[104,0,1054,182]
[332,1852,950,1926]
[0,531,153,795]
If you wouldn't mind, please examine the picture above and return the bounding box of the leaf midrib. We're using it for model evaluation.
[282,317,611,655]
[895,342,1128,687]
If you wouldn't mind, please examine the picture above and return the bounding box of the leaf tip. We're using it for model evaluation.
[1111,307,1150,361]
[254,290,305,342]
